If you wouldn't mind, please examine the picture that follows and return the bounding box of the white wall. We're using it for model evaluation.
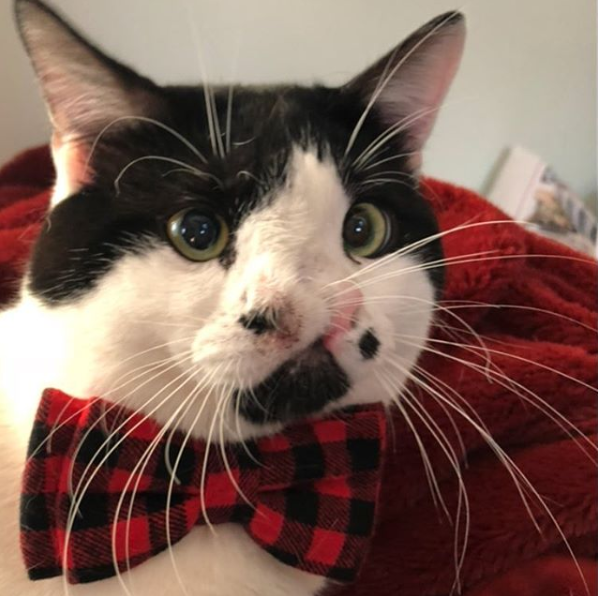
[1,0,596,204]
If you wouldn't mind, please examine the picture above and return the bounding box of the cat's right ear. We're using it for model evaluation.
[14,0,164,200]
[342,12,465,171]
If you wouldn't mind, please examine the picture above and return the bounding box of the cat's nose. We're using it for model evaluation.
[238,308,280,335]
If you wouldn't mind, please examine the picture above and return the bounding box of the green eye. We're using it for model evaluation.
[343,203,391,258]
[167,208,229,262]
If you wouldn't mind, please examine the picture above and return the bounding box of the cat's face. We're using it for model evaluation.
[15,0,465,439]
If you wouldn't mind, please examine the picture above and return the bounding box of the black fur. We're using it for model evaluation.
[18,0,450,425]
[359,329,380,360]
[29,82,444,301]
[235,339,350,424]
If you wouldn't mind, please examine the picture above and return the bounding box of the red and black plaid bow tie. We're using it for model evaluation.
[21,388,386,585]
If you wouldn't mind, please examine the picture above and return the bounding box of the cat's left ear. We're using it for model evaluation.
[14,0,164,199]
[343,12,466,169]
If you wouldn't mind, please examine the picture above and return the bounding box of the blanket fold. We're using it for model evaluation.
[1,147,596,596]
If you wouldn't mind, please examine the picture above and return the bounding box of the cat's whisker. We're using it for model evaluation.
[376,370,448,517]
[409,362,492,457]
[352,104,445,172]
[114,155,211,195]
[337,297,596,337]
[102,353,197,436]
[66,353,196,491]
[232,365,263,464]
[352,92,478,174]
[393,357,544,515]
[85,115,208,175]
[103,351,194,403]
[389,356,590,594]
[383,361,478,593]
[127,318,204,330]
[438,301,597,333]
[36,349,194,463]
[68,353,198,504]
[329,250,594,305]
[115,369,205,596]
[199,368,234,535]
[225,84,235,155]
[218,385,256,508]
[398,358,469,462]
[354,151,418,173]
[396,334,597,457]
[236,170,262,185]
[163,376,214,487]
[162,168,223,187]
[344,11,462,158]
[211,87,226,159]
[383,361,470,592]
[224,34,244,155]
[325,218,563,294]
[62,358,201,590]
[182,0,222,160]
[332,289,494,376]
[327,251,502,296]
[163,368,225,596]
[381,253,595,283]
[323,232,456,293]
[362,169,419,181]
[352,286,597,404]
[356,177,414,193]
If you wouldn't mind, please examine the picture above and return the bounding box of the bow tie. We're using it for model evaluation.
[21,388,386,585]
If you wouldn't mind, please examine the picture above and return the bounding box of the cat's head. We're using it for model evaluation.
[15,0,465,438]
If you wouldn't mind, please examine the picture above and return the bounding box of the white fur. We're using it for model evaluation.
[0,147,435,595]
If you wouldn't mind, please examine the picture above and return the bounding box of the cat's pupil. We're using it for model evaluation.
[344,214,371,247]
[180,211,220,250]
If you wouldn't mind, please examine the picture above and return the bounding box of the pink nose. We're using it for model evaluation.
[323,284,363,352]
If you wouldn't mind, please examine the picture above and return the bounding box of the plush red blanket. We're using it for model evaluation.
[1,147,596,596]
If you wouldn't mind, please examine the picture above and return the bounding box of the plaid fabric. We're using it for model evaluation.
[21,388,386,585]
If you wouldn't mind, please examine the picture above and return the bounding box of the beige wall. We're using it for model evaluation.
[1,0,596,204]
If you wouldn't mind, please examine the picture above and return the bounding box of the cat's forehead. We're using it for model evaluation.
[164,83,362,180]
[88,83,369,217]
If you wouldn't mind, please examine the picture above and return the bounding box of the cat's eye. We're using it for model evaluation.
[343,203,391,258]
[167,208,229,262]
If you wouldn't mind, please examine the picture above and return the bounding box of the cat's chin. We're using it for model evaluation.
[235,338,350,425]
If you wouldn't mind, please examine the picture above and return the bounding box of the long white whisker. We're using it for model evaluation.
[376,371,448,517]
[392,358,590,595]
[67,352,196,498]
[397,335,597,458]
[114,369,203,596]
[218,385,255,508]
[114,156,211,194]
[199,372,232,535]
[164,362,228,586]
[86,116,207,173]
[386,362,470,593]
[344,10,463,157]
[61,355,198,592]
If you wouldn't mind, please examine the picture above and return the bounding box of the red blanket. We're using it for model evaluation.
[1,147,596,596]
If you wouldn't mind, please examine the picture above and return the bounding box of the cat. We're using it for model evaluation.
[0,0,465,594]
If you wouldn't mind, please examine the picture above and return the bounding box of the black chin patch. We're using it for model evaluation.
[236,340,350,425]
[359,329,380,360]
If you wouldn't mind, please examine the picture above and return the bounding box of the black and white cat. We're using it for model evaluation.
[0,1,465,594]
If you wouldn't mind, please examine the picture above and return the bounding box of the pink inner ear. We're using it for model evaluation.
[411,33,465,142]
[51,135,92,201]
[377,25,466,161]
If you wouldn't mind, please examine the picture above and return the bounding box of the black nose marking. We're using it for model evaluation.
[239,309,278,335]
[359,329,380,360]
[236,339,350,424]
